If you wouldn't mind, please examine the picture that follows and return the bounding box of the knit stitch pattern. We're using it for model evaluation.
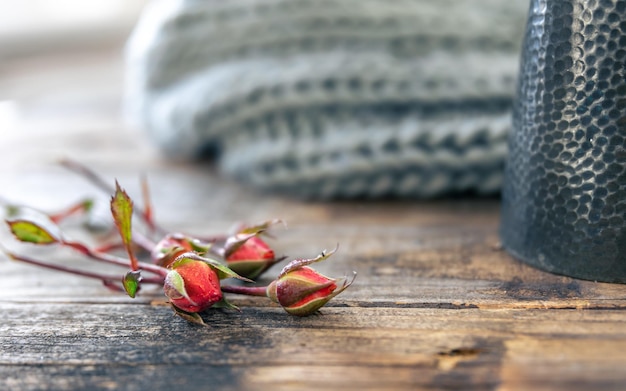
[126,0,529,198]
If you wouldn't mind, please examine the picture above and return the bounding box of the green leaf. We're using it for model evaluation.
[6,219,62,245]
[122,270,141,298]
[171,304,207,326]
[110,181,138,270]
[110,181,133,243]
[174,252,253,282]
[164,269,193,303]
[211,261,253,281]
[188,238,211,255]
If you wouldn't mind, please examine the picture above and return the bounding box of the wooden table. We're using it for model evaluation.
[2,45,626,391]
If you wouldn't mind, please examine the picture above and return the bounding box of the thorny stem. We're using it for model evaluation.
[0,196,89,224]
[5,250,166,286]
[58,159,251,246]
[221,285,269,297]
[49,199,92,224]
[2,184,157,255]
[6,251,121,284]
[93,229,156,254]
[62,240,168,277]
[94,241,129,253]
[59,158,167,236]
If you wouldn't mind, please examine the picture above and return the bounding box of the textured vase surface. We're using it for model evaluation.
[501,0,626,282]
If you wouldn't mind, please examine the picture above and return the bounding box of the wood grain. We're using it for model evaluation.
[2,46,626,391]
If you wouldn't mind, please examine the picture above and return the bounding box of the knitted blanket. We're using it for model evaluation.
[126,0,529,198]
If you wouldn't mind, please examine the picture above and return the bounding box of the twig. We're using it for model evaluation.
[59,159,167,236]
[3,250,165,285]
[62,240,168,277]
[221,285,268,297]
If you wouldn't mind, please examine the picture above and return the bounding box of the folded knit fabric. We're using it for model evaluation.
[126,0,529,198]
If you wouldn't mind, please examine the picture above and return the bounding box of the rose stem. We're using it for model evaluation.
[220,285,268,297]
[62,240,168,277]
[59,158,167,236]
[49,199,92,224]
[4,250,163,285]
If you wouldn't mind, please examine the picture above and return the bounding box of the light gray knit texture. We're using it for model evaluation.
[126,0,529,198]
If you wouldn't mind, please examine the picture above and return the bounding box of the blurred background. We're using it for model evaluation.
[0,0,147,58]
[0,0,148,160]
[0,0,529,199]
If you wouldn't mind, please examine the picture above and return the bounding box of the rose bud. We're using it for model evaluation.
[265,248,355,316]
[224,233,283,280]
[163,258,222,313]
[152,234,210,268]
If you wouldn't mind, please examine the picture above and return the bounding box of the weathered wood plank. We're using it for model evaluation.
[2,303,626,390]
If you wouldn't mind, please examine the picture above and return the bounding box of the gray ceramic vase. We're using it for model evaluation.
[501,0,626,282]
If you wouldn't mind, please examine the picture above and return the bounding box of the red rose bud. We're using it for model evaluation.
[152,234,210,268]
[163,258,222,313]
[225,234,281,279]
[266,249,355,316]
